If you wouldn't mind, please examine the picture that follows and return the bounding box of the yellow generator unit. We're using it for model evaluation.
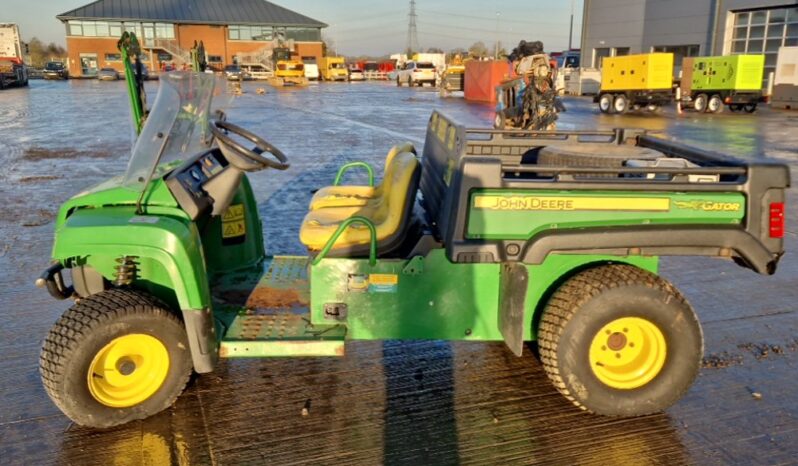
[596,53,674,114]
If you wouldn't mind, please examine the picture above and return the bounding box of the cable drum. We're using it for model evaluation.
[537,144,664,178]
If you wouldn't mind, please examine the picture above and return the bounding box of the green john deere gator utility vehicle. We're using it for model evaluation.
[38,71,789,428]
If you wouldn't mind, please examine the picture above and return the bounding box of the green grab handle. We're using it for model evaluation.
[333,162,375,187]
[312,216,377,267]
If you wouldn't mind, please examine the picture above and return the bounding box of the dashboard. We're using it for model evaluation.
[165,149,230,220]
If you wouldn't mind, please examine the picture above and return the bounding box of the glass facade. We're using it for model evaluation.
[228,24,321,41]
[729,7,798,78]
[67,20,174,39]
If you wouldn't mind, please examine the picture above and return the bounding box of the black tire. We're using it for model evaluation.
[537,143,663,178]
[708,94,724,113]
[408,77,414,87]
[598,93,614,114]
[612,94,628,114]
[494,111,506,129]
[729,104,742,112]
[693,93,708,113]
[645,103,660,113]
[538,264,702,416]
[40,289,193,428]
[744,103,757,113]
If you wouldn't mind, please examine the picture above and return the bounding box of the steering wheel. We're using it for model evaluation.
[209,120,290,171]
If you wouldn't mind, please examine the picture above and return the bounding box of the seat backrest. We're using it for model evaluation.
[377,143,416,195]
[419,112,466,240]
[372,152,419,232]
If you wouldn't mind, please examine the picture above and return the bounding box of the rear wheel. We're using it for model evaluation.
[538,265,703,416]
[744,103,757,113]
[598,93,614,114]
[708,94,724,113]
[693,93,708,113]
[612,94,628,114]
[645,103,661,112]
[39,289,193,428]
[729,104,742,112]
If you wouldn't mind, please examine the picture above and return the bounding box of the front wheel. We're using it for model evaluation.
[40,289,194,428]
[538,264,703,417]
[693,93,708,113]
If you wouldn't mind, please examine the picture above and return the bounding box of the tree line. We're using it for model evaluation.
[24,37,68,69]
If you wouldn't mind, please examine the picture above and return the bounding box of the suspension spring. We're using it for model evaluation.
[114,256,139,286]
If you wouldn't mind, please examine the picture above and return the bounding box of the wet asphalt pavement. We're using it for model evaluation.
[1,79,797,465]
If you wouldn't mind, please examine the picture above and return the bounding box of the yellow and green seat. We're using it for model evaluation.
[300,151,421,257]
[309,142,416,210]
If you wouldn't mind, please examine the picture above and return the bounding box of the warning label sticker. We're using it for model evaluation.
[221,204,246,239]
[368,274,398,293]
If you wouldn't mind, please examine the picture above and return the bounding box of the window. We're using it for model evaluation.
[109,22,122,37]
[105,53,121,61]
[155,23,174,39]
[613,47,630,56]
[652,44,699,66]
[95,22,109,37]
[82,21,97,36]
[68,20,82,36]
[729,6,798,85]
[594,47,610,68]
[208,56,223,63]
[286,27,321,41]
[142,23,154,39]
[229,25,273,41]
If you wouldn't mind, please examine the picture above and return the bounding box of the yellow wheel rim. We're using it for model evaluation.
[87,334,169,408]
[588,317,667,390]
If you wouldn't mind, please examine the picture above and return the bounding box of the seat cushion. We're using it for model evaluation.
[309,185,376,210]
[308,142,417,211]
[300,153,420,252]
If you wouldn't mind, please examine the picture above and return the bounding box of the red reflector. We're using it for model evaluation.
[724,96,732,104]
[769,202,785,238]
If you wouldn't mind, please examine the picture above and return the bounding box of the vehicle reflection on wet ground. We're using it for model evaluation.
[0,79,797,464]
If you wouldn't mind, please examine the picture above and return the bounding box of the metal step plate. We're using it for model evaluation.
[220,313,346,358]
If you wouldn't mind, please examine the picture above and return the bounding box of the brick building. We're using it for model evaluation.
[56,0,326,77]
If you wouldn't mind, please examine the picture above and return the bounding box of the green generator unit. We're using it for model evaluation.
[680,55,765,113]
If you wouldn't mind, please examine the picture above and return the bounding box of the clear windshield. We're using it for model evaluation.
[123,72,216,189]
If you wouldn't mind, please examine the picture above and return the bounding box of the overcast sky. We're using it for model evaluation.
[8,0,583,56]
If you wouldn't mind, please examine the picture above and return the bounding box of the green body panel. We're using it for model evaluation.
[52,206,211,310]
[201,176,266,277]
[691,55,764,91]
[52,172,265,312]
[310,249,657,341]
[467,190,745,240]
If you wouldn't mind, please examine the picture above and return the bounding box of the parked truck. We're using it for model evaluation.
[679,55,765,113]
[772,46,798,110]
[596,53,674,114]
[319,56,348,81]
[0,23,28,89]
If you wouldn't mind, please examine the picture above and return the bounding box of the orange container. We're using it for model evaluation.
[464,60,514,103]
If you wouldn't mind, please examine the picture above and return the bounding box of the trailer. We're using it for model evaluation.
[595,53,673,113]
[772,46,798,110]
[680,55,765,113]
[0,23,28,89]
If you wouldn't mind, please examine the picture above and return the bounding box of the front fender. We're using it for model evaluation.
[52,207,211,311]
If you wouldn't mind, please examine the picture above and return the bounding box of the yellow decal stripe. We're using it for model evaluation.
[473,195,671,211]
